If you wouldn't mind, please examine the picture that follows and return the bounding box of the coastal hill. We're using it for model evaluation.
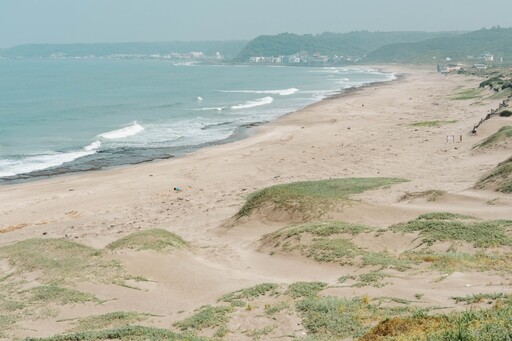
[365,27,512,63]
[0,40,247,59]
[234,31,459,61]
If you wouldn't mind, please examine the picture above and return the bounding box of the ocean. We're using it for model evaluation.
[0,59,395,183]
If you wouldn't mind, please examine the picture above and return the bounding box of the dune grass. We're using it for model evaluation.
[475,156,512,193]
[452,293,510,304]
[410,120,457,127]
[26,326,207,341]
[30,284,98,305]
[404,251,512,273]
[392,215,512,247]
[451,88,482,100]
[266,221,373,242]
[360,296,512,341]
[285,282,327,299]
[262,221,410,271]
[173,305,233,333]
[415,212,475,220]
[219,283,278,305]
[0,238,125,284]
[106,228,188,253]
[399,189,446,202]
[237,177,406,218]
[296,296,422,340]
[473,126,512,149]
[70,311,151,332]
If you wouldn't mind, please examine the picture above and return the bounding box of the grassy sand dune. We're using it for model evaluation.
[106,228,189,253]
[475,156,512,193]
[235,178,405,223]
[473,125,512,149]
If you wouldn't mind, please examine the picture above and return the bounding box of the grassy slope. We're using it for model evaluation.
[475,156,512,193]
[237,177,406,220]
[106,228,189,253]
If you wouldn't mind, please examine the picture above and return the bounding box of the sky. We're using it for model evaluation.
[1,0,512,48]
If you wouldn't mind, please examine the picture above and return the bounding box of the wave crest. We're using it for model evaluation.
[231,97,274,110]
[221,88,298,96]
[99,122,144,140]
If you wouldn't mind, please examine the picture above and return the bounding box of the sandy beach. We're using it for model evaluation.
[1,65,511,339]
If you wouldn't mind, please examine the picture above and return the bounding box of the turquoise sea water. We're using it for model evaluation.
[0,59,394,182]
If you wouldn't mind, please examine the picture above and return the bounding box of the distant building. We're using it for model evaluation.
[473,64,487,70]
[483,52,494,62]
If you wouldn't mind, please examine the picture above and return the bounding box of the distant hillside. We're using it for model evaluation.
[365,27,512,63]
[0,41,247,59]
[235,31,460,61]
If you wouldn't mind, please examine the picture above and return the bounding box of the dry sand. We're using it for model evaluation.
[1,65,511,339]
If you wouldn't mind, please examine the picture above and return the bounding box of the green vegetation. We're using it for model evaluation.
[452,293,510,304]
[265,221,373,240]
[173,305,233,333]
[236,31,459,61]
[354,271,390,288]
[219,283,278,304]
[360,296,512,340]
[499,109,512,117]
[399,189,446,202]
[244,325,276,340]
[1,41,247,60]
[411,120,457,127]
[264,302,290,316]
[296,296,422,340]
[365,27,512,64]
[404,251,512,273]
[26,326,207,341]
[392,216,512,247]
[480,74,512,92]
[30,284,98,305]
[106,228,188,253]
[0,238,125,284]
[0,315,16,337]
[237,177,405,219]
[473,126,512,149]
[339,271,392,288]
[451,88,482,100]
[70,311,150,332]
[285,282,327,298]
[261,222,410,271]
[475,156,512,193]
[416,212,475,220]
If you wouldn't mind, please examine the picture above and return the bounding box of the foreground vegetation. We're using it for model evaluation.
[260,213,512,275]
[27,326,207,341]
[0,229,189,339]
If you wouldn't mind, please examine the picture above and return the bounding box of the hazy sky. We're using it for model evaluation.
[1,0,512,48]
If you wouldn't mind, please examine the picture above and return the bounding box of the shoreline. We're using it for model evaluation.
[0,67,399,186]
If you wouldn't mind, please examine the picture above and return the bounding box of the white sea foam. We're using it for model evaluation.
[197,96,203,102]
[84,140,102,151]
[193,107,226,112]
[220,88,299,96]
[0,149,97,178]
[99,122,144,139]
[231,96,274,110]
